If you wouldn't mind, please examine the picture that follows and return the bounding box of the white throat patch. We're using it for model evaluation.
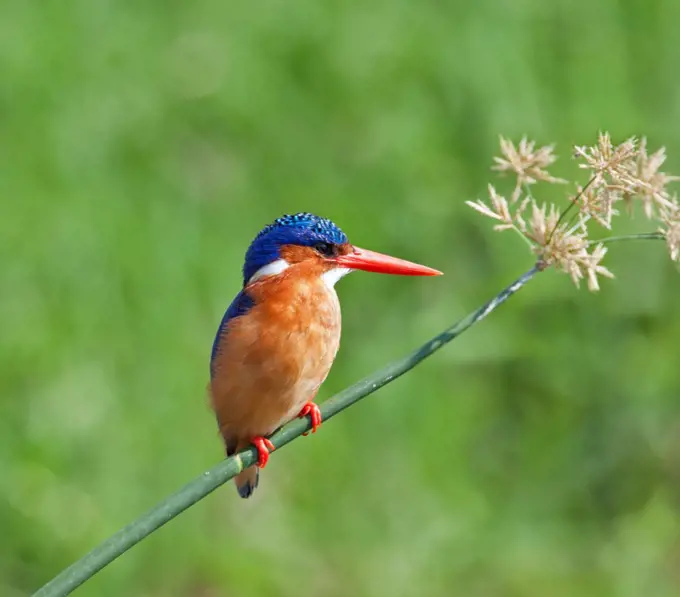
[322,267,352,289]
[248,259,289,284]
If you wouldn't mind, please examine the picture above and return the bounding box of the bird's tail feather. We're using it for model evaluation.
[234,465,259,498]
[230,439,259,499]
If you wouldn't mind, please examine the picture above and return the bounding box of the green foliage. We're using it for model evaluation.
[2,1,680,596]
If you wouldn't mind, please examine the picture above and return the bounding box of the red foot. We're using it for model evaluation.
[251,437,275,468]
[298,401,322,435]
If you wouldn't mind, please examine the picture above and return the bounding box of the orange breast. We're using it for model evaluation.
[210,271,342,446]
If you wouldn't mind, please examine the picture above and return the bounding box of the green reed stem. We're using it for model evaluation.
[33,265,541,597]
[589,231,664,244]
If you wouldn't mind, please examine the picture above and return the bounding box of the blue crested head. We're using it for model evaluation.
[243,213,348,284]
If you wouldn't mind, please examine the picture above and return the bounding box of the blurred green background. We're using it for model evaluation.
[2,1,680,596]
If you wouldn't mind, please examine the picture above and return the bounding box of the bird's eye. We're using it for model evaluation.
[313,242,337,257]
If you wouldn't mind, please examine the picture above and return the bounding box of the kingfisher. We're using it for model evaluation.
[209,213,441,498]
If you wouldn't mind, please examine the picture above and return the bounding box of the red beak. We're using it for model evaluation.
[335,246,442,276]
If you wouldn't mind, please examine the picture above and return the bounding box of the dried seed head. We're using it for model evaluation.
[633,138,679,219]
[575,184,621,229]
[658,196,680,262]
[469,133,678,292]
[493,136,566,187]
[584,243,615,291]
[574,132,639,191]
[524,202,613,291]
[525,201,561,247]
[466,185,514,231]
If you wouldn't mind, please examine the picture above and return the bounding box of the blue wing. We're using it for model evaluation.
[210,290,255,378]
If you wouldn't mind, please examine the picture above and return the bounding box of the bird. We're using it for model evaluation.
[209,212,442,498]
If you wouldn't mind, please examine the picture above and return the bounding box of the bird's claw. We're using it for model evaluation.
[298,401,322,435]
[251,437,275,468]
